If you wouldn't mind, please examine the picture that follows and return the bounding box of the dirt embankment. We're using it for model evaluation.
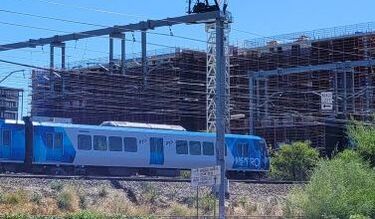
[0,177,300,217]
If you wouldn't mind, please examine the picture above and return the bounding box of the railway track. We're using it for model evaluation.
[0,173,307,184]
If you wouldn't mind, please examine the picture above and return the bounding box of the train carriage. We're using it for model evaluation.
[0,119,270,178]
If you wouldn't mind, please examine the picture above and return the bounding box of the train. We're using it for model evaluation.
[0,118,270,178]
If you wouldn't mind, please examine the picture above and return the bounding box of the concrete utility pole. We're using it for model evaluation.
[215,13,226,219]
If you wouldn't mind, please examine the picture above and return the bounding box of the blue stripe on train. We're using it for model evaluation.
[33,126,76,163]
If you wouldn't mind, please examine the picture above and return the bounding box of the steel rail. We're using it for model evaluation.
[0,173,307,184]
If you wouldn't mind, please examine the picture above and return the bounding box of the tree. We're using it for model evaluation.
[347,120,375,167]
[285,150,375,219]
[270,141,320,181]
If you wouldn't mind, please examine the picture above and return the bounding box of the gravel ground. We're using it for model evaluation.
[0,177,302,216]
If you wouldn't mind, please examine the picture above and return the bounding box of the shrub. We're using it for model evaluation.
[142,184,158,203]
[199,194,216,214]
[98,187,108,198]
[0,190,28,205]
[57,188,79,211]
[271,141,320,181]
[50,181,64,191]
[180,170,191,179]
[30,192,43,205]
[347,120,375,167]
[78,194,88,210]
[285,150,375,218]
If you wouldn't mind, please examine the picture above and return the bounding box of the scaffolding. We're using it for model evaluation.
[240,26,375,154]
[30,21,375,155]
[31,49,208,131]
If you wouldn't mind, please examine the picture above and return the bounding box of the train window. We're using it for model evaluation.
[45,133,53,148]
[2,130,11,146]
[94,135,107,151]
[109,136,123,151]
[189,141,201,155]
[176,140,188,154]
[236,143,249,157]
[78,135,92,150]
[203,142,214,156]
[124,137,137,152]
[258,140,268,156]
[54,133,63,149]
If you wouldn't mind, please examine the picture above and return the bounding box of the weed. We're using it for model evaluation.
[78,194,88,210]
[50,181,64,192]
[180,170,191,179]
[199,194,216,214]
[30,192,43,205]
[169,203,193,216]
[0,190,28,205]
[57,188,79,212]
[142,184,158,203]
[98,187,108,198]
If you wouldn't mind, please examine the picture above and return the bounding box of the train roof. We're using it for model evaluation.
[100,121,186,131]
[2,119,263,140]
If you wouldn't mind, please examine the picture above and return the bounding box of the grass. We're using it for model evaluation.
[30,192,43,205]
[50,181,64,192]
[57,188,80,212]
[98,187,108,198]
[168,203,194,216]
[0,181,283,218]
[141,183,158,204]
[0,190,28,205]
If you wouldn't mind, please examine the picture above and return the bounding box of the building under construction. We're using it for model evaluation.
[31,22,375,155]
[0,86,22,120]
[31,49,208,131]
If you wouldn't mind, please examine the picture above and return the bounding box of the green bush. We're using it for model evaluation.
[270,141,320,181]
[199,194,216,214]
[347,120,375,167]
[285,150,375,218]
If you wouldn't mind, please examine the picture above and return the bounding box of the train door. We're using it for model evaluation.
[45,132,64,161]
[0,129,11,159]
[150,137,164,165]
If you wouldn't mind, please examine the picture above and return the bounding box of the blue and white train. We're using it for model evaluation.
[0,118,270,178]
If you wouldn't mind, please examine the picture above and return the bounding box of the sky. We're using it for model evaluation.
[0,0,375,115]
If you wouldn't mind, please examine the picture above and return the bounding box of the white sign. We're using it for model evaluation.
[321,92,333,111]
[191,166,221,187]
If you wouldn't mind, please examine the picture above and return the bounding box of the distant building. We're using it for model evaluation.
[0,86,22,120]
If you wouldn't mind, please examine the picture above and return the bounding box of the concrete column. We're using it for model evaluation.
[50,45,54,69]
[61,45,66,69]
[142,31,147,85]
[109,37,114,64]
[121,34,126,74]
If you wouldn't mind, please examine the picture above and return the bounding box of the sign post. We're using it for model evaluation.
[191,166,221,218]
[321,91,333,111]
